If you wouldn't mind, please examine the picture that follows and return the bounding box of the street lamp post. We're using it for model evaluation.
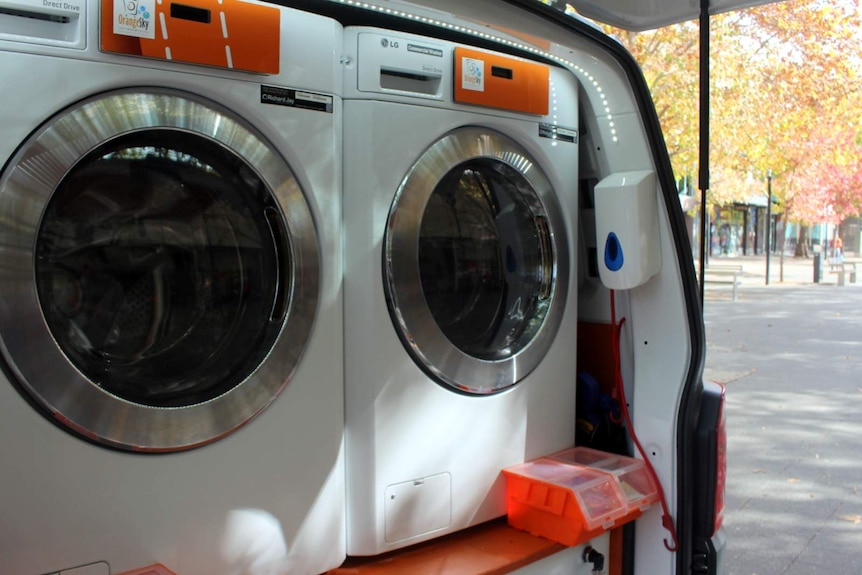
[765,170,772,286]
[697,0,710,306]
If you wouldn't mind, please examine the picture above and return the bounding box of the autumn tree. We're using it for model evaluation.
[711,1,862,225]
[553,0,862,253]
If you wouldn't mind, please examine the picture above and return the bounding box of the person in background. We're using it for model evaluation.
[830,235,844,262]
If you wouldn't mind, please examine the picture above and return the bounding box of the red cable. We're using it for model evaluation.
[609,289,680,553]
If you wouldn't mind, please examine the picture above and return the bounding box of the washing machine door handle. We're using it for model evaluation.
[264,206,291,323]
[487,212,553,349]
[535,215,553,300]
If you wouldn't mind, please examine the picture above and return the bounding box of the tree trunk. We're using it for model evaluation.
[795,224,810,258]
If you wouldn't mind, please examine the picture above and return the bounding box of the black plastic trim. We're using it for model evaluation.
[170,3,211,23]
[692,535,718,574]
[694,381,724,546]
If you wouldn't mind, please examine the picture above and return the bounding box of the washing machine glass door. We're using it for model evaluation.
[385,127,569,394]
[0,89,319,451]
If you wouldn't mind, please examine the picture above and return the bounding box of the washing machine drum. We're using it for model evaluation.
[385,127,569,395]
[0,89,319,452]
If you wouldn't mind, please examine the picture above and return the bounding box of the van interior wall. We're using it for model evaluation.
[575,80,638,575]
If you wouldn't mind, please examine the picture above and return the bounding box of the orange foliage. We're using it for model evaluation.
[557,0,862,224]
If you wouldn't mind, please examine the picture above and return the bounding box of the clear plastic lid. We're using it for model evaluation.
[574,479,627,526]
[550,446,619,468]
[617,467,659,506]
[548,447,659,508]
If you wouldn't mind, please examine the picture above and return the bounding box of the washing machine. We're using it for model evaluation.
[0,1,344,574]
[342,27,580,555]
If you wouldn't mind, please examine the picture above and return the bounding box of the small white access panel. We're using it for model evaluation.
[385,472,452,543]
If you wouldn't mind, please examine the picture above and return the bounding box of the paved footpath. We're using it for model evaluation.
[703,253,858,295]
[703,256,862,575]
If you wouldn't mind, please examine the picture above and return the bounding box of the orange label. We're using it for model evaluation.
[101,0,280,74]
[453,47,549,115]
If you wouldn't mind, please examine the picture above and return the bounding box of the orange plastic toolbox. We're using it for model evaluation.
[502,448,659,547]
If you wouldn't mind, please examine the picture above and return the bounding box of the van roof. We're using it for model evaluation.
[566,0,786,31]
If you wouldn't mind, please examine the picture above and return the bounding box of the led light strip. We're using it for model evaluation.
[330,0,618,143]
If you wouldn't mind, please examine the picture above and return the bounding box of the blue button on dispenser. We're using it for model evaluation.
[604,232,624,272]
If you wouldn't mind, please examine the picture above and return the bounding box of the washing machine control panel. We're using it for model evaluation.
[0,0,85,49]
[356,31,447,99]
[348,27,556,119]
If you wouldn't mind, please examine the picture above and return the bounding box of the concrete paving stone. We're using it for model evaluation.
[725,545,811,575]
[797,528,862,573]
[725,509,826,557]
[726,464,815,496]
[781,527,862,575]
[724,510,862,574]
[781,558,862,575]
[732,490,841,522]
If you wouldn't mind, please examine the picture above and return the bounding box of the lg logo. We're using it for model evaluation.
[380,38,399,49]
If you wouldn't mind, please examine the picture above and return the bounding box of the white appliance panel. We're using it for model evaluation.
[0,3,345,574]
[343,27,580,555]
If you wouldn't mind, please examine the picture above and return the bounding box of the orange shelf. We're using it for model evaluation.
[328,518,564,575]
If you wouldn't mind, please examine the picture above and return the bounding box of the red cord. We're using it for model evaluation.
[609,289,680,553]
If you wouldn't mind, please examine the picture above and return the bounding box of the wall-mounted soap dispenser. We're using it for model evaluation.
[594,171,661,290]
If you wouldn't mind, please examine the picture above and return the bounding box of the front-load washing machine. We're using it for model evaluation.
[0,2,344,574]
[342,27,580,555]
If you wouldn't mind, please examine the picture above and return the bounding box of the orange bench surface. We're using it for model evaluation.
[327,518,565,575]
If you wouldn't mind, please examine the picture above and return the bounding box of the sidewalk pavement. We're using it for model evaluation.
[700,253,860,300]
[701,274,862,575]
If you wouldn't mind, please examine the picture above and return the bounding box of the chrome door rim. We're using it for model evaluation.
[0,89,320,451]
[384,126,569,394]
